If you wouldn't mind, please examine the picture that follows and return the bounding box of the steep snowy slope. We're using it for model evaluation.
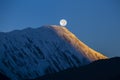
[0,25,107,80]
[52,25,107,61]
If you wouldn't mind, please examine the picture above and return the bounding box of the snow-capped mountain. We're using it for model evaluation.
[0,25,107,80]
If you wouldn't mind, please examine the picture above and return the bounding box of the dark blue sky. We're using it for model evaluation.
[0,0,120,57]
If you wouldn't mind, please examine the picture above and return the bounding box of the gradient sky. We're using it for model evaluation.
[0,0,120,57]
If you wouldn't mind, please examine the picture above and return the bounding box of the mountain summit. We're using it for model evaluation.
[0,25,107,79]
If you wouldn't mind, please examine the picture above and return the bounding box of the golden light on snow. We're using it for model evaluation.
[52,26,107,61]
[60,19,67,26]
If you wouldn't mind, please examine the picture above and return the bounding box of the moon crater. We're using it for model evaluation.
[60,19,67,26]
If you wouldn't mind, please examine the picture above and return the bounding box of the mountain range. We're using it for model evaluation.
[0,25,107,80]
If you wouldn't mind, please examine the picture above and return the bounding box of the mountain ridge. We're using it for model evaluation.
[35,57,120,80]
[50,25,107,61]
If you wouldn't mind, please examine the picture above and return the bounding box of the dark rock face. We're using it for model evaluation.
[35,57,120,80]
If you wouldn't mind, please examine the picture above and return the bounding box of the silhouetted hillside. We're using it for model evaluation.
[35,57,120,80]
[0,72,10,80]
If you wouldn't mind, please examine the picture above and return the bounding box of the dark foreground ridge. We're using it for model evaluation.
[0,72,10,80]
[34,57,120,80]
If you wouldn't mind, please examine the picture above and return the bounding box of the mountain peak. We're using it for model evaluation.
[46,25,107,61]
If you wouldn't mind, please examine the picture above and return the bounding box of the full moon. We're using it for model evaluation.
[60,19,67,26]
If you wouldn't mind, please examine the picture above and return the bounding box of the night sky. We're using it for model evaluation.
[0,0,120,57]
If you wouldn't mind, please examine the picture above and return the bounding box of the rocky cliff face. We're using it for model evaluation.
[0,25,107,79]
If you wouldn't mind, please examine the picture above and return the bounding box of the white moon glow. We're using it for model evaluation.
[60,19,67,26]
